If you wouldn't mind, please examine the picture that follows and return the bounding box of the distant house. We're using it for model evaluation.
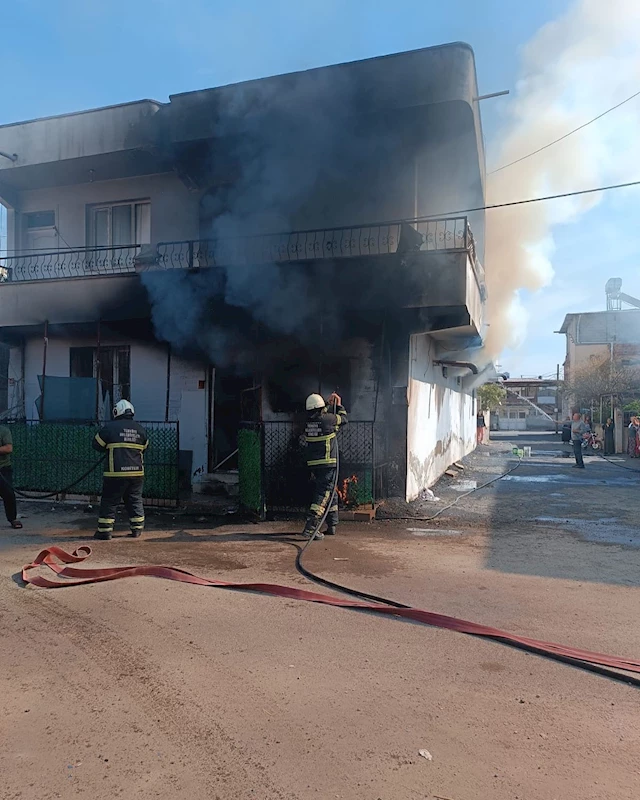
[496,378,559,431]
[558,309,640,416]
[0,43,487,505]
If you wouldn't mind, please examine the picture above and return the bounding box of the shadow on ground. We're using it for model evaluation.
[483,432,640,586]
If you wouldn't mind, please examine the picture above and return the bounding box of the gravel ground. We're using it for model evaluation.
[1,431,639,799]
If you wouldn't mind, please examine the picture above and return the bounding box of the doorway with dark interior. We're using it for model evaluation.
[213,372,260,470]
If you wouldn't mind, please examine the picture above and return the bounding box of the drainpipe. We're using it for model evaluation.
[95,318,101,421]
[433,360,479,375]
[41,320,48,421]
[165,343,172,422]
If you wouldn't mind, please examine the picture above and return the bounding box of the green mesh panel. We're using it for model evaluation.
[238,427,263,516]
[8,420,179,506]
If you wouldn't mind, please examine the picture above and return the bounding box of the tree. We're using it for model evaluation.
[478,383,507,411]
[566,356,640,412]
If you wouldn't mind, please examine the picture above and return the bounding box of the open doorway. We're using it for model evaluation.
[213,372,260,470]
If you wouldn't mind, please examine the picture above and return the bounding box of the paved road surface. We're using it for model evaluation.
[1,432,639,799]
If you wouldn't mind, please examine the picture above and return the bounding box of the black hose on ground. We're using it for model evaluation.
[599,452,640,473]
[378,454,523,523]
[294,453,640,687]
[296,454,523,605]
[14,457,106,500]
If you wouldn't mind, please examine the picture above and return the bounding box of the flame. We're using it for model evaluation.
[337,474,358,507]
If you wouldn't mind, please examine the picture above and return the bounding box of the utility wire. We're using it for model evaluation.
[417,179,640,220]
[489,89,640,175]
[54,225,74,250]
[2,179,640,257]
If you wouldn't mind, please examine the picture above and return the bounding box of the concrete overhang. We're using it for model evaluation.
[0,101,167,197]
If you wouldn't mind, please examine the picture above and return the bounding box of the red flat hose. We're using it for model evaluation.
[22,545,640,682]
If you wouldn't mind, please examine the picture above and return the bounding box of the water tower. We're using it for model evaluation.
[605,277,623,310]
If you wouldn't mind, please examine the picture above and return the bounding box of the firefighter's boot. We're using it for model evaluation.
[301,520,324,540]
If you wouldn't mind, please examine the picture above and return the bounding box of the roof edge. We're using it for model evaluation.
[168,41,476,101]
[0,99,166,132]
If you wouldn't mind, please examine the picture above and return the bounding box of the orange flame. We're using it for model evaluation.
[337,474,359,507]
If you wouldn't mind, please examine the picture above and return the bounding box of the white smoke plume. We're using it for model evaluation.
[484,0,640,356]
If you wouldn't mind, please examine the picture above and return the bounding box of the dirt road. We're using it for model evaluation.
[1,433,639,799]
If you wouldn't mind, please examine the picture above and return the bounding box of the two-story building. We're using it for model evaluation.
[0,42,487,505]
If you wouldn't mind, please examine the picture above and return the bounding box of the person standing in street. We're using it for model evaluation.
[301,391,347,540]
[93,400,148,540]
[603,417,615,455]
[0,424,22,528]
[561,417,572,457]
[627,416,638,457]
[571,412,588,469]
[476,409,486,445]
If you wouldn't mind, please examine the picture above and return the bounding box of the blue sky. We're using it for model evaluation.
[3,0,635,377]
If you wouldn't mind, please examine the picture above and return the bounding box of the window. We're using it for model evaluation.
[26,211,55,229]
[24,211,58,253]
[518,412,527,419]
[88,201,150,247]
[70,346,131,403]
[508,411,517,419]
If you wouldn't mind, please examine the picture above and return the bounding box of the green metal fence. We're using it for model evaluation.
[237,420,381,517]
[7,420,180,507]
[238,423,264,518]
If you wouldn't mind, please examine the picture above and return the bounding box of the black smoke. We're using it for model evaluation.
[142,63,435,378]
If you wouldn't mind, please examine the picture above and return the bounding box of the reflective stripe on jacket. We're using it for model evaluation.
[304,405,347,467]
[93,415,149,478]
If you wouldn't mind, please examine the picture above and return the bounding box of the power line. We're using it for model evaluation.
[489,89,640,175]
[1,179,640,256]
[417,179,640,220]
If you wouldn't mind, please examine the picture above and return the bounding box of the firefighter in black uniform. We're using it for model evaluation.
[302,391,347,540]
[93,400,148,540]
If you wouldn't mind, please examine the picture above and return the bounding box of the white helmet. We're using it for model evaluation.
[113,399,135,418]
[305,393,326,411]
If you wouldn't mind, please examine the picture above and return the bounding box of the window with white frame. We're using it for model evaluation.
[88,201,150,248]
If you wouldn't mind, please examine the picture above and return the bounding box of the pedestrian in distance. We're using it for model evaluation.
[0,423,22,528]
[301,391,347,541]
[571,412,588,469]
[476,409,486,445]
[93,400,148,540]
[603,417,615,455]
[627,416,639,458]
[561,416,572,457]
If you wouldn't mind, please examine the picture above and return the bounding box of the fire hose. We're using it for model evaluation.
[21,544,640,686]
[17,445,640,687]
[13,457,106,500]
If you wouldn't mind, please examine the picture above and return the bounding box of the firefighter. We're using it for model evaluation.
[93,400,148,540]
[302,391,347,540]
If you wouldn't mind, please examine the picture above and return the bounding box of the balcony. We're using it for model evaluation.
[1,216,484,283]
[0,244,141,282]
[0,216,485,335]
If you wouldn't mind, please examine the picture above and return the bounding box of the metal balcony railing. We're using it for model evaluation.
[0,216,484,287]
[155,216,473,270]
[0,244,141,282]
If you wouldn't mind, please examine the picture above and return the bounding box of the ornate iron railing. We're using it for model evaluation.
[0,244,141,282]
[0,216,483,284]
[155,216,472,271]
